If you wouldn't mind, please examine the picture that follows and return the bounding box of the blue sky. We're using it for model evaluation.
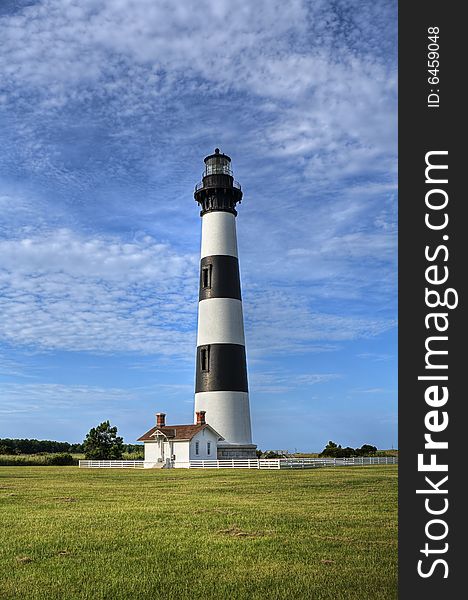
[0,0,397,451]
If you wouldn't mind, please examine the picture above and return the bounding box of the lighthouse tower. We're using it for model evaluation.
[193,149,256,459]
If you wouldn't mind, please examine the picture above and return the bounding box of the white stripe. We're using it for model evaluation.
[201,211,238,258]
[194,391,252,445]
[197,298,245,346]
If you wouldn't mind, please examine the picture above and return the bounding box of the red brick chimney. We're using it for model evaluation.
[156,412,166,428]
[196,410,206,425]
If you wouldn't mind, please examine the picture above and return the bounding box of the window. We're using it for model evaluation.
[202,264,212,289]
[200,346,210,372]
[195,441,199,455]
[207,442,211,456]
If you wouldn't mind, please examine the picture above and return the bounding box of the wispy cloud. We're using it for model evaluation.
[0,228,198,355]
[352,387,394,395]
[0,227,394,356]
[245,288,395,357]
[0,0,396,191]
[0,382,137,414]
[250,370,341,394]
[357,352,394,362]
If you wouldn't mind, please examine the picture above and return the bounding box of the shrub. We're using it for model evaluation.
[46,453,76,466]
[261,450,281,459]
[122,452,144,460]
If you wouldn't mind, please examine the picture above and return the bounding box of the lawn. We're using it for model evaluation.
[0,466,397,600]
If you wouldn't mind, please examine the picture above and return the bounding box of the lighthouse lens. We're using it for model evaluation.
[205,155,232,176]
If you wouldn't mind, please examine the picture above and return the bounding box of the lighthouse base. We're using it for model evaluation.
[217,443,257,459]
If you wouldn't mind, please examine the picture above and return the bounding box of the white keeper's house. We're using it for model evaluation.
[137,411,223,468]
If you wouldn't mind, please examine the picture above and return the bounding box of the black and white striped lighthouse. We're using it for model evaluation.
[193,149,256,459]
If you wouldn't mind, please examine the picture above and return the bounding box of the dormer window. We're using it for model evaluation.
[202,264,212,289]
[200,346,210,372]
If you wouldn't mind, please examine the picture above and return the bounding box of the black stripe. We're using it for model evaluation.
[195,343,248,393]
[199,255,241,301]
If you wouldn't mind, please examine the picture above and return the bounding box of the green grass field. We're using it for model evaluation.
[0,466,397,600]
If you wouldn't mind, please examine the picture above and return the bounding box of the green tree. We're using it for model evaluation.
[340,446,356,458]
[83,421,124,460]
[320,441,341,457]
[319,440,379,458]
[0,443,13,455]
[356,444,377,456]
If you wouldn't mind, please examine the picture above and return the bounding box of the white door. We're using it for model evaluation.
[159,438,164,460]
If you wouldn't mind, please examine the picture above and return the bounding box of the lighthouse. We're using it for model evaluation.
[193,149,257,459]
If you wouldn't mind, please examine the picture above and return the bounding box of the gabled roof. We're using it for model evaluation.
[137,423,224,442]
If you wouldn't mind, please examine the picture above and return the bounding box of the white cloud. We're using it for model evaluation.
[0,228,198,355]
[0,0,396,186]
[0,1,396,357]
[250,370,341,394]
[0,350,34,378]
[244,287,395,357]
[0,226,394,357]
[0,382,136,414]
[2,228,194,281]
[357,352,393,362]
[352,387,393,395]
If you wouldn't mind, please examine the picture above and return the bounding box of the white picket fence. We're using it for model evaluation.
[79,460,147,469]
[79,456,398,470]
[189,456,397,469]
[190,459,282,469]
[278,456,398,469]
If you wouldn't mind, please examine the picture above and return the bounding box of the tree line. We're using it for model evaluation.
[320,441,378,458]
[0,421,141,461]
[0,435,142,456]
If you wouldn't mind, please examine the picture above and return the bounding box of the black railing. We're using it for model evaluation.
[194,179,241,193]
